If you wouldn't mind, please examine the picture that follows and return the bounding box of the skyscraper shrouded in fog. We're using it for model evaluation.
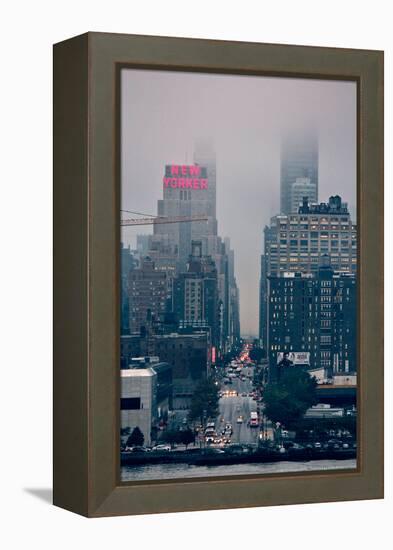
[145,141,240,353]
[290,177,317,213]
[280,130,319,214]
[153,162,215,272]
[151,139,218,271]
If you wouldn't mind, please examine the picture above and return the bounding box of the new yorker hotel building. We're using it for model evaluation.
[154,164,218,272]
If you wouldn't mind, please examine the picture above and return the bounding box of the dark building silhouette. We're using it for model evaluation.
[128,257,167,333]
[120,334,142,369]
[153,332,210,408]
[268,258,357,375]
[120,243,137,335]
[173,241,219,348]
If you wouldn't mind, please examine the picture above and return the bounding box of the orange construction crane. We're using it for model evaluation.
[120,209,208,227]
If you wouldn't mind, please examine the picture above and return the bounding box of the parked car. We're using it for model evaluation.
[152,444,171,452]
[227,444,248,454]
[204,447,225,454]
[130,446,148,453]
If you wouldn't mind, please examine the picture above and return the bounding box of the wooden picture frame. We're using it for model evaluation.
[53,32,383,517]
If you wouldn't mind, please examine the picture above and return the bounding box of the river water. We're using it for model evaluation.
[121,459,356,482]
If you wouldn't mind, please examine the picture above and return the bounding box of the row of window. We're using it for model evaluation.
[269,265,354,272]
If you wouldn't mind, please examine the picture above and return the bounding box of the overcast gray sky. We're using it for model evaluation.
[121,69,357,336]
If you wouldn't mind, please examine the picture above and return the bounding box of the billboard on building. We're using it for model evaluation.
[277,351,310,366]
[163,164,208,190]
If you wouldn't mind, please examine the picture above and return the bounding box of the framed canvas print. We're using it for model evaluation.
[53,32,383,517]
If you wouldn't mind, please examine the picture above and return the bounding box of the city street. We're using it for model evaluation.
[216,366,259,446]
[165,356,275,447]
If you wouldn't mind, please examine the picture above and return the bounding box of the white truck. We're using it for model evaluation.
[249,411,259,427]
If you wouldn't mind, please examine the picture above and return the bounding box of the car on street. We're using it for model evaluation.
[128,446,150,453]
[227,444,249,454]
[236,415,243,423]
[249,411,259,427]
[289,442,304,450]
[204,447,225,454]
[325,439,341,449]
[152,444,171,452]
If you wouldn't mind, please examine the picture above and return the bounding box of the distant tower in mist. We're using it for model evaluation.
[280,130,319,214]
[193,139,217,220]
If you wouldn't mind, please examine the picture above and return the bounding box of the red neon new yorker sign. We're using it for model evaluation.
[163,164,208,190]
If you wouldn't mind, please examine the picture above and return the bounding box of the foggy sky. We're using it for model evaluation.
[121,69,357,336]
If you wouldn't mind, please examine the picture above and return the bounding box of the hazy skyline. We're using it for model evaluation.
[121,69,357,336]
